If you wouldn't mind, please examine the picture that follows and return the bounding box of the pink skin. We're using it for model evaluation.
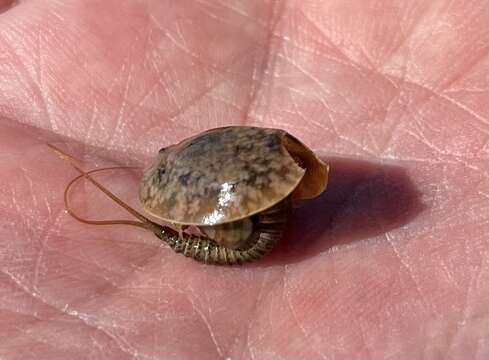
[0,1,488,359]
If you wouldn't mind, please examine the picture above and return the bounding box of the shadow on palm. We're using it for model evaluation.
[256,157,425,266]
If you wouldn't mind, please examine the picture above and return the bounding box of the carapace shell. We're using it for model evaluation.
[138,126,329,263]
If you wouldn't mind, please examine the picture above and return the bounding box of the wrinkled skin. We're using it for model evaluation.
[0,1,488,359]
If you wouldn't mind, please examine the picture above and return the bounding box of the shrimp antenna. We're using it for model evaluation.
[63,167,147,229]
[47,143,163,234]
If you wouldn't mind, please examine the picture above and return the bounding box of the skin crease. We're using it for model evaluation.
[0,0,488,359]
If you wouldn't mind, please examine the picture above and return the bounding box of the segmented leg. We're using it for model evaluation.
[155,199,289,265]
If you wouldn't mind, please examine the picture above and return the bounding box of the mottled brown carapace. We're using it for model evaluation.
[139,126,329,256]
[50,126,329,265]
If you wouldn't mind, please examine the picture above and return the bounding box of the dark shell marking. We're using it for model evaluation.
[139,127,305,226]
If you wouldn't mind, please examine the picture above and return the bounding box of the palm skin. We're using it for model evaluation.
[0,1,488,359]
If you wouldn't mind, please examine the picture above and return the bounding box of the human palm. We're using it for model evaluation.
[1,1,488,359]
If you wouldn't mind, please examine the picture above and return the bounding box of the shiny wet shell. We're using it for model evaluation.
[139,126,314,226]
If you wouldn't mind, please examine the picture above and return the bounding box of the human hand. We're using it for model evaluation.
[1,1,487,359]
